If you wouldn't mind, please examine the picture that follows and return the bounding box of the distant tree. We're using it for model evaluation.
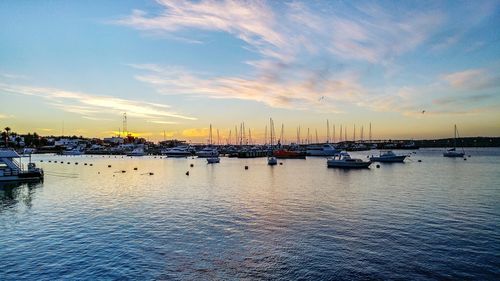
[4,127,11,147]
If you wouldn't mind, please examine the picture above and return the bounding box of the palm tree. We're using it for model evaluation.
[4,127,10,147]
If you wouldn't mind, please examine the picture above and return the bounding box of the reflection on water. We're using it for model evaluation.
[0,148,499,280]
[0,181,43,210]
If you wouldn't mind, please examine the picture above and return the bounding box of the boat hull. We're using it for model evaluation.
[370,156,406,163]
[0,171,44,182]
[273,150,306,159]
[443,152,465,157]
[207,157,220,164]
[327,161,372,169]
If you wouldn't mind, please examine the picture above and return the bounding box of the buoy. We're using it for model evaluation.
[48,160,51,163]
[40,160,44,162]
[376,164,380,168]
[133,167,138,170]
[84,163,87,165]
[75,162,78,165]
[418,160,422,162]
[54,161,57,163]
[245,166,249,170]
[279,162,283,165]
[98,172,100,174]
[90,164,93,166]
[186,171,189,176]
[463,158,467,161]
[190,164,194,167]
[108,165,111,168]
[121,170,126,173]
[149,172,154,175]
[67,162,70,164]
[468,155,471,157]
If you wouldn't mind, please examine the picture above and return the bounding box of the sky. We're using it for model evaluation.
[1,0,499,143]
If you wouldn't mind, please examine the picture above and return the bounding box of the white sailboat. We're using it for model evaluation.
[206,124,220,164]
[443,125,465,158]
[267,118,277,165]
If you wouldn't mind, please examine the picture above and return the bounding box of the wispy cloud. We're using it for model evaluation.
[0,83,196,121]
[441,68,500,91]
[0,114,14,119]
[114,1,445,63]
[132,63,362,112]
[114,1,500,118]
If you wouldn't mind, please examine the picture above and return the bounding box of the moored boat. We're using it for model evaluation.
[0,149,44,182]
[370,151,407,163]
[197,147,219,158]
[161,146,192,157]
[307,144,339,156]
[273,149,306,159]
[62,147,84,155]
[443,125,465,157]
[127,147,145,156]
[327,152,371,169]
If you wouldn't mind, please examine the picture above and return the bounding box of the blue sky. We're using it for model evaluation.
[1,0,499,142]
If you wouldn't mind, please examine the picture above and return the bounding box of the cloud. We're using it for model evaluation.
[114,1,286,59]
[182,127,209,138]
[441,68,500,91]
[0,114,14,119]
[0,83,196,121]
[132,63,362,112]
[433,93,494,106]
[147,120,179,124]
[115,1,500,117]
[114,1,446,64]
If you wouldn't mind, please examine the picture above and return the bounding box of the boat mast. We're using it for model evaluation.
[454,124,457,149]
[326,120,330,143]
[209,124,212,145]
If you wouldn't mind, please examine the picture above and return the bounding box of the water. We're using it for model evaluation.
[1,148,499,280]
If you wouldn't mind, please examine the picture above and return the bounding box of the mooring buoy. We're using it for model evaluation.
[186,171,189,176]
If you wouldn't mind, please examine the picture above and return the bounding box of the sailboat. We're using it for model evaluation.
[206,124,220,164]
[443,124,465,157]
[267,118,278,166]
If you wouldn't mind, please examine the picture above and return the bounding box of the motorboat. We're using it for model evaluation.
[267,156,277,165]
[206,151,220,164]
[127,147,145,156]
[307,144,339,156]
[196,147,219,158]
[0,149,44,182]
[161,146,192,157]
[443,125,465,158]
[62,147,84,155]
[327,152,371,168]
[206,157,220,164]
[370,151,407,163]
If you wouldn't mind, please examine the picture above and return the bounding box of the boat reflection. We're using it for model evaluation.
[0,181,43,210]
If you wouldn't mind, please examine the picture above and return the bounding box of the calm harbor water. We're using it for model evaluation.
[1,148,499,280]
